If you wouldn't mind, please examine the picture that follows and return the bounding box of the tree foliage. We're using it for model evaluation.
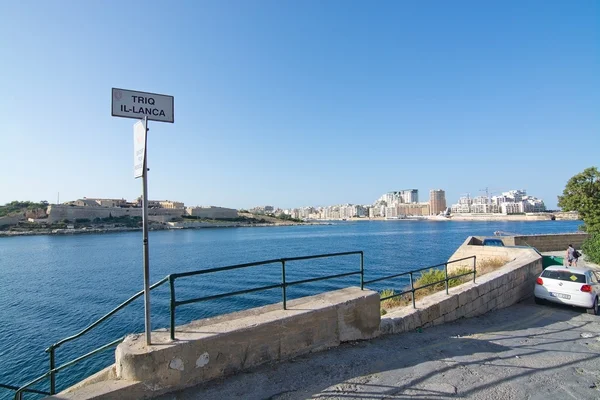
[558,167,600,233]
[0,201,48,217]
[582,235,600,265]
[558,167,600,264]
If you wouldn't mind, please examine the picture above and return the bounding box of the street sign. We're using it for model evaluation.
[133,120,147,179]
[112,88,174,123]
[111,86,175,346]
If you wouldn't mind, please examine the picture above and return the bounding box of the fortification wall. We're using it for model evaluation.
[47,205,183,223]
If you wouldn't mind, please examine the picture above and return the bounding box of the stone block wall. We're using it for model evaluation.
[381,249,542,335]
[469,233,588,252]
[512,233,587,252]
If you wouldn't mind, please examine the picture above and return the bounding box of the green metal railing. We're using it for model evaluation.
[2,251,363,399]
[167,251,364,340]
[363,256,476,308]
[5,277,169,400]
[0,384,48,398]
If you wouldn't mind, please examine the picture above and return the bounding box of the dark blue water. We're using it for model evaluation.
[0,220,581,398]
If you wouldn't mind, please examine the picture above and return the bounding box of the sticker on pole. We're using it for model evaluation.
[134,120,147,179]
[113,88,174,123]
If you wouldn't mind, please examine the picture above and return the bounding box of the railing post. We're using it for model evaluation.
[445,263,449,295]
[409,272,415,309]
[169,275,176,341]
[49,345,56,395]
[360,251,364,290]
[473,256,477,283]
[281,260,287,310]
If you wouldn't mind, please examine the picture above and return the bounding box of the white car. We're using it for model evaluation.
[534,265,600,315]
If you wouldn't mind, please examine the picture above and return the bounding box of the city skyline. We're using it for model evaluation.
[0,184,558,211]
[1,2,598,210]
[38,186,547,214]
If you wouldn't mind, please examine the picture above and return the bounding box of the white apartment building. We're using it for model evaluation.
[523,196,546,212]
[451,189,546,215]
[501,202,523,214]
[503,190,526,202]
[377,190,419,206]
[400,189,419,204]
[385,207,398,218]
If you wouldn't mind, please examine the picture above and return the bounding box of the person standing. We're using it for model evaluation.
[566,244,579,267]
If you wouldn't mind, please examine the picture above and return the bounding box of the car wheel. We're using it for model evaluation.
[587,297,599,315]
[534,297,544,305]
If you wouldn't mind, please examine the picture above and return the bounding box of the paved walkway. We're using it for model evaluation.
[542,251,600,269]
[157,299,600,400]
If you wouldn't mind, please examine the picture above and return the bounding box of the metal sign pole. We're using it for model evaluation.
[141,116,151,345]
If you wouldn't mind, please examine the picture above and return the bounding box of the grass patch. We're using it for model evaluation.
[380,289,405,311]
[477,257,510,275]
[379,261,509,314]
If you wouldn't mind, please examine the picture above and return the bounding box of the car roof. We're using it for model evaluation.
[543,265,594,275]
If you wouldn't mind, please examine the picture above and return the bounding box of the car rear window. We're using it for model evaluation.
[541,269,586,283]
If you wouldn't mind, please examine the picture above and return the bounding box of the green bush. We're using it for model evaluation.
[416,267,473,291]
[415,269,446,291]
[0,201,47,217]
[582,234,600,265]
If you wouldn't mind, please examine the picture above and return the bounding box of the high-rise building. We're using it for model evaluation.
[400,189,419,203]
[429,189,447,215]
[377,189,419,206]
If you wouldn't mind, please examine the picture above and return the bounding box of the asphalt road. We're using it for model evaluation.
[157,299,600,400]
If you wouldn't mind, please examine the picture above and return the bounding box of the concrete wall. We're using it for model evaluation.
[381,248,542,335]
[113,287,379,395]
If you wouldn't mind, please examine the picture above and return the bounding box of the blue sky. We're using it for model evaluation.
[0,1,598,209]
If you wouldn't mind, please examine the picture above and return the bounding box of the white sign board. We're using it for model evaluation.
[113,88,174,123]
[133,120,147,178]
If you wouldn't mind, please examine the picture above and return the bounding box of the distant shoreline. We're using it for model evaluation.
[312,214,580,222]
[0,222,328,238]
[0,215,580,238]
